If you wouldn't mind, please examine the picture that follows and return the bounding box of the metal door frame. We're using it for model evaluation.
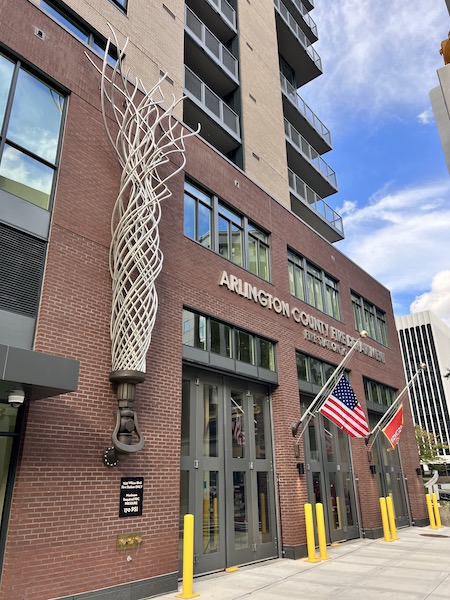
[180,368,277,575]
[302,395,359,543]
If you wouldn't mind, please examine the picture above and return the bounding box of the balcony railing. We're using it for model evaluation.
[288,169,343,235]
[290,0,317,38]
[204,0,236,30]
[284,119,337,188]
[274,0,322,71]
[280,72,331,146]
[185,6,238,81]
[185,66,240,138]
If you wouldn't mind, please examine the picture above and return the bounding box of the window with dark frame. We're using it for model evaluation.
[40,1,119,63]
[363,377,396,407]
[0,52,66,210]
[184,180,271,282]
[288,250,341,320]
[182,308,276,372]
[351,292,388,346]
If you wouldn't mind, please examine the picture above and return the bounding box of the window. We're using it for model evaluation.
[182,308,276,371]
[0,53,65,210]
[110,0,127,12]
[184,180,271,281]
[40,1,119,63]
[288,250,341,319]
[364,378,396,407]
[352,293,388,345]
[296,352,336,386]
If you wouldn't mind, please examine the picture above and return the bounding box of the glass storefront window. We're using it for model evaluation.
[259,339,275,371]
[254,395,266,459]
[203,471,219,554]
[182,309,206,349]
[210,320,232,357]
[235,330,254,364]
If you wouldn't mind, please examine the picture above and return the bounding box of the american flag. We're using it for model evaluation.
[319,376,370,438]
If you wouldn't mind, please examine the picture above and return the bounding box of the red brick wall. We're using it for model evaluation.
[0,1,427,598]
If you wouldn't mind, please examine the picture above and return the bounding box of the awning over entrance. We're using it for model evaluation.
[0,344,79,402]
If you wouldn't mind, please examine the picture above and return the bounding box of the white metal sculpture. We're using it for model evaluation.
[87,27,198,464]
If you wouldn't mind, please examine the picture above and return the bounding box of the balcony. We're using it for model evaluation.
[274,0,322,86]
[280,72,331,153]
[284,118,337,198]
[185,6,239,97]
[186,0,236,43]
[282,0,318,43]
[288,169,344,242]
[184,66,241,155]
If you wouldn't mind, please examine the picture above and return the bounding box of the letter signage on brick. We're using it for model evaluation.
[119,477,144,517]
[219,270,386,363]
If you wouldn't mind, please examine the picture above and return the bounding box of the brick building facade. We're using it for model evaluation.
[0,1,427,599]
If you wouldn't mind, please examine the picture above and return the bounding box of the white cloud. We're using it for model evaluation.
[411,271,450,325]
[304,1,448,128]
[336,179,450,301]
[417,109,434,125]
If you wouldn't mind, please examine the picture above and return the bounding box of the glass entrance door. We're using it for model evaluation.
[180,369,277,575]
[302,396,359,543]
[368,412,410,527]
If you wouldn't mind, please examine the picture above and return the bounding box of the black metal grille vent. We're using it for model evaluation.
[0,224,46,318]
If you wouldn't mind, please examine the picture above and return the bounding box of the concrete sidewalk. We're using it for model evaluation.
[159,526,450,600]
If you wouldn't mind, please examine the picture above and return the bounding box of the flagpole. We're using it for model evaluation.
[291,330,368,439]
[366,363,426,452]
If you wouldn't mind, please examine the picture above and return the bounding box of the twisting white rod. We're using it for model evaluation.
[87,26,199,372]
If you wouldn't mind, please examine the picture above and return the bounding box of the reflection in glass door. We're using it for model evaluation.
[180,369,277,575]
[369,412,410,527]
[303,395,359,543]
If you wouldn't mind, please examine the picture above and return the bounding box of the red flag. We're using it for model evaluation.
[319,376,370,438]
[382,404,403,450]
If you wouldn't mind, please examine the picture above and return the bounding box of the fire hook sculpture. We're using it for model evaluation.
[87,26,198,466]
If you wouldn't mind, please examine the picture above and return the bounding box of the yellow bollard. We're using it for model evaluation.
[379,497,392,542]
[426,493,437,530]
[315,503,330,560]
[432,493,443,528]
[176,514,200,598]
[304,503,320,563]
[385,496,398,541]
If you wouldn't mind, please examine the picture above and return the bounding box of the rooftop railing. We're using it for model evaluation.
[280,72,331,146]
[288,169,343,235]
[185,6,238,81]
[284,119,337,189]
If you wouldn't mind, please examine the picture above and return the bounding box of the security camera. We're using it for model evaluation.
[8,389,25,408]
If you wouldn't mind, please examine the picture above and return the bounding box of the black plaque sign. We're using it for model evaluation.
[119,477,144,517]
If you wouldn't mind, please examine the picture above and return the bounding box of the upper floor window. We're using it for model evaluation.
[0,53,65,210]
[40,1,119,63]
[110,0,127,12]
[183,308,276,372]
[352,292,388,346]
[184,180,271,281]
[288,250,341,320]
[363,378,396,407]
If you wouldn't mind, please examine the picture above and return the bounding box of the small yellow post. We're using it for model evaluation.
[432,493,443,528]
[426,493,437,530]
[315,503,330,560]
[379,497,392,542]
[385,496,398,541]
[176,514,200,598]
[304,503,320,563]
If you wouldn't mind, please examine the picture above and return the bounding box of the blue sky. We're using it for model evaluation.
[302,1,450,324]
